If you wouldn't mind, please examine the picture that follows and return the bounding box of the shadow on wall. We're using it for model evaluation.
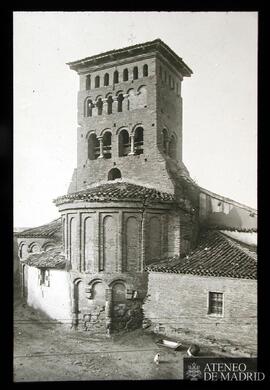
[206,207,257,230]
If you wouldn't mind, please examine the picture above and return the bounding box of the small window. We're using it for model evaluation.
[103,132,112,159]
[39,269,50,287]
[95,75,100,88]
[86,75,91,90]
[164,71,167,83]
[117,93,124,112]
[108,168,121,181]
[114,70,119,84]
[134,126,144,155]
[107,95,113,115]
[86,99,93,117]
[208,292,223,315]
[143,64,148,77]
[104,73,109,86]
[123,68,128,81]
[96,97,103,115]
[133,66,138,80]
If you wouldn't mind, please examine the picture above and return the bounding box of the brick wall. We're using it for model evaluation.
[143,272,257,350]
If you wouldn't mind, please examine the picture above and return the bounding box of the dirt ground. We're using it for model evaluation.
[13,293,251,382]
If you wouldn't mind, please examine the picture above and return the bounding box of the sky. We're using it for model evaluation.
[14,11,257,228]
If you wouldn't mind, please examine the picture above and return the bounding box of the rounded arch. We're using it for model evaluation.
[41,242,56,252]
[73,277,82,286]
[28,242,40,253]
[104,73,109,86]
[123,68,129,81]
[111,281,126,303]
[108,168,122,181]
[137,85,147,93]
[102,131,112,159]
[116,89,124,96]
[133,126,144,155]
[137,85,147,108]
[88,133,99,160]
[100,128,112,137]
[143,64,148,77]
[94,75,100,88]
[113,70,119,84]
[118,128,130,157]
[91,280,106,303]
[19,242,28,259]
[133,66,138,80]
[131,123,143,134]
[84,97,93,117]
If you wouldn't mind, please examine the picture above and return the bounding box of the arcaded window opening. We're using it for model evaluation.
[104,73,109,86]
[108,168,121,181]
[117,93,124,112]
[119,129,130,157]
[95,75,100,88]
[123,68,128,81]
[143,64,148,77]
[114,70,119,84]
[107,95,113,115]
[86,99,93,117]
[88,133,99,160]
[133,66,138,80]
[96,98,103,115]
[103,132,112,159]
[134,127,144,155]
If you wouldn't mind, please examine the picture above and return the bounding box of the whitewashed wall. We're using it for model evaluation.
[27,266,72,322]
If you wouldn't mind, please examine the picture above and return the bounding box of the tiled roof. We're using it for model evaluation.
[16,218,62,239]
[22,246,66,269]
[54,182,175,206]
[145,230,257,280]
[67,39,193,77]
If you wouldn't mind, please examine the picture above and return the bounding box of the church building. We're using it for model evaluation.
[16,39,257,350]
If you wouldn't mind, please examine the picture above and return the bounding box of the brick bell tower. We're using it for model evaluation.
[55,40,195,334]
[67,39,193,194]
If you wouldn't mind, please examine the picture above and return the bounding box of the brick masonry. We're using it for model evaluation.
[143,272,257,350]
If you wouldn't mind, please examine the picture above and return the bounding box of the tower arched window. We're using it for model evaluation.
[95,75,100,88]
[86,75,91,90]
[133,66,138,80]
[169,75,172,87]
[107,95,113,115]
[143,64,148,77]
[88,133,99,160]
[96,98,103,115]
[108,168,121,181]
[164,71,167,83]
[162,129,169,154]
[117,93,124,112]
[119,129,130,157]
[114,70,119,84]
[104,73,109,86]
[123,68,128,81]
[169,135,177,160]
[103,132,112,159]
[134,127,144,155]
[85,99,93,117]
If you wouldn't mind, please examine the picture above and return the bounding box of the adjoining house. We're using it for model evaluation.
[16,39,257,349]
